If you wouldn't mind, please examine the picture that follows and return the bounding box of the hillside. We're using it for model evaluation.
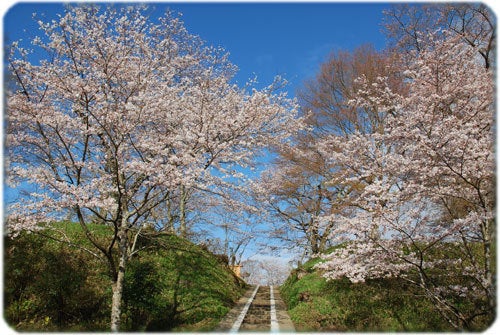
[4,222,247,331]
[280,256,453,332]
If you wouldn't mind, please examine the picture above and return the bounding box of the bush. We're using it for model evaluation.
[280,261,453,331]
[4,232,110,331]
[122,235,246,331]
[4,225,246,331]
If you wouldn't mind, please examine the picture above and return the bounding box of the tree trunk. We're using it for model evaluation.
[110,271,124,332]
[179,184,187,238]
[166,196,175,233]
[110,229,128,332]
[483,218,494,312]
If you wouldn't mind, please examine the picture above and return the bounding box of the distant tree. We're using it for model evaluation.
[241,259,291,286]
[299,44,405,137]
[253,45,403,258]
[6,5,300,331]
[198,199,257,267]
[255,146,335,257]
[147,184,199,238]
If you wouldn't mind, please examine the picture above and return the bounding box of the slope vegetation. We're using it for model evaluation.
[4,222,246,331]
[280,257,452,331]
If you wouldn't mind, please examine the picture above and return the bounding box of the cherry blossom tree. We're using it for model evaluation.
[192,185,260,267]
[315,29,494,330]
[383,3,495,69]
[5,5,300,331]
[241,258,291,286]
[252,45,403,258]
[254,146,336,257]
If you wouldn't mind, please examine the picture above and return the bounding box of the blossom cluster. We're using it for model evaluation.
[6,5,301,235]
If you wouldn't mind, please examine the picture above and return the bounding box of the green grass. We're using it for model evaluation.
[280,258,453,331]
[280,241,495,332]
[4,222,247,331]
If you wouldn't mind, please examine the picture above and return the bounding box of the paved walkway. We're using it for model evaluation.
[272,287,296,332]
[216,285,295,333]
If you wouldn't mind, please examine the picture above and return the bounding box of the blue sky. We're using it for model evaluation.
[3,1,389,97]
[2,1,390,199]
[2,1,390,263]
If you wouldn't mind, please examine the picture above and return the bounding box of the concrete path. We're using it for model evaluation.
[272,286,295,332]
[216,285,295,333]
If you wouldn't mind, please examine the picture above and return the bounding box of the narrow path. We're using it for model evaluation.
[216,285,295,333]
[230,285,260,332]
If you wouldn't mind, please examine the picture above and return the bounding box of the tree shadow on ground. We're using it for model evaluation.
[123,234,246,331]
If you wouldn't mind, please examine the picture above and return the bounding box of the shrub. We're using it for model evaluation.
[280,261,454,331]
[4,226,246,331]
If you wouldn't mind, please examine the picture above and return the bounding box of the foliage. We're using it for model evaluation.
[5,4,300,330]
[240,258,291,285]
[4,224,246,331]
[254,3,495,330]
[314,21,494,330]
[5,3,495,332]
[4,231,110,331]
[251,45,403,259]
[280,258,456,332]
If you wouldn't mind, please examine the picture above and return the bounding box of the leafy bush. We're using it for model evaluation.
[280,260,453,331]
[4,232,110,331]
[4,225,246,331]
[122,234,246,331]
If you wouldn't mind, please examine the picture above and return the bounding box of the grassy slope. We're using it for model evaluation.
[123,232,248,331]
[4,222,247,331]
[280,257,452,332]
